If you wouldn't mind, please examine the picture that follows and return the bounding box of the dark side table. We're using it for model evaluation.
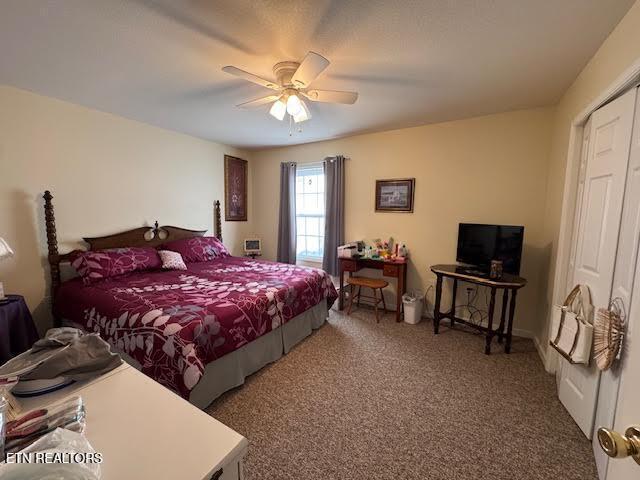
[0,295,40,363]
[430,265,527,354]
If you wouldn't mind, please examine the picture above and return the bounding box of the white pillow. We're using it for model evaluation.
[158,250,187,271]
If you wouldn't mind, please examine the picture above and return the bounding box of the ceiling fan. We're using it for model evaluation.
[222,52,358,124]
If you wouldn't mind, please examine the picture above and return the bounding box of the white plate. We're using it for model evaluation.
[12,376,74,397]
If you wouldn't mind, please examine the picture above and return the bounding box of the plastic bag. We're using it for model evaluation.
[5,396,85,453]
[0,428,101,480]
[402,291,424,304]
[0,378,20,421]
[402,293,416,304]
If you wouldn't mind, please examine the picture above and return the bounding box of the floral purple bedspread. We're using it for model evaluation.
[55,257,337,398]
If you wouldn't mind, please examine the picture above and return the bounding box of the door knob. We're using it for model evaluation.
[597,426,640,465]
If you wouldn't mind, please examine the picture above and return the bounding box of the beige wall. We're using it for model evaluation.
[4,0,638,348]
[0,85,251,332]
[251,108,554,336]
[537,0,640,360]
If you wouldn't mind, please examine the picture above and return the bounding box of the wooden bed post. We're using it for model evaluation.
[43,190,62,327]
[214,200,223,242]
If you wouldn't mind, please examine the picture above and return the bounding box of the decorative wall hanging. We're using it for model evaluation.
[224,155,248,221]
[593,298,625,371]
[375,178,415,213]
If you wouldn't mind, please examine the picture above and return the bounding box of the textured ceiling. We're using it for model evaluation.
[0,0,635,148]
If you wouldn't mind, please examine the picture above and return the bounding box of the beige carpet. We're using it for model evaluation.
[207,307,598,480]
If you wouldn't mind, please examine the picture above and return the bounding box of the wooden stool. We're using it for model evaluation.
[346,276,389,322]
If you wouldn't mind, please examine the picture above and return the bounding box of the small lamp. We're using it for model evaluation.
[0,237,14,300]
[269,98,287,121]
[293,99,311,123]
[286,93,303,116]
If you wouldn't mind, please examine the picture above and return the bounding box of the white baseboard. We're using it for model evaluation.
[533,335,548,368]
[378,301,537,339]
[513,328,535,339]
[439,310,535,339]
[341,289,547,364]
[533,335,557,374]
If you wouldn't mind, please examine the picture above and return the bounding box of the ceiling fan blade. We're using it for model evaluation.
[236,95,281,108]
[291,52,330,88]
[222,66,280,90]
[303,89,358,104]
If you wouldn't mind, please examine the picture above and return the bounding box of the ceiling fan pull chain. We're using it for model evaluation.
[289,114,293,136]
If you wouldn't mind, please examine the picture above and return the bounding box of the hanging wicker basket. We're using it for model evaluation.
[593,298,625,371]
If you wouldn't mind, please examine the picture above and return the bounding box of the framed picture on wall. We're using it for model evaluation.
[375,178,415,213]
[224,155,248,221]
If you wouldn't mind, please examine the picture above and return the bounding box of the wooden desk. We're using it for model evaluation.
[430,264,527,354]
[339,257,408,322]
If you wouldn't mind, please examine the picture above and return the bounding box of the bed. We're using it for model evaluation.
[43,191,337,408]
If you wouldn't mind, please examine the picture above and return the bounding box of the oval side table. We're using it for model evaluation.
[0,294,40,363]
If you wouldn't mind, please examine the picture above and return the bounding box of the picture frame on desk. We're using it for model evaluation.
[375,178,415,213]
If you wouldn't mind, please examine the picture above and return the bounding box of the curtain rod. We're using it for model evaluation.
[295,156,350,166]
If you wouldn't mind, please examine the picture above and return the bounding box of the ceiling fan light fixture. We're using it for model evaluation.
[293,100,311,123]
[222,51,358,133]
[286,93,303,116]
[269,98,287,121]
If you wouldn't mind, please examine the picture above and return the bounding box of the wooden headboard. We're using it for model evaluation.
[43,190,222,324]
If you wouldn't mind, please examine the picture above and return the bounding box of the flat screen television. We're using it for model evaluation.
[456,223,524,275]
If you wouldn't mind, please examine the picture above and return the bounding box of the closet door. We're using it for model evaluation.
[603,87,640,480]
[593,87,640,477]
[558,88,637,439]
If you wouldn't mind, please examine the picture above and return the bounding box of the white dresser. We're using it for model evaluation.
[16,363,248,480]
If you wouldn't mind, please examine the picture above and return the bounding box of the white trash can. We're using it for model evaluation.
[403,291,424,324]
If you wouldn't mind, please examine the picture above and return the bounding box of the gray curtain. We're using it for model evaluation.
[277,162,297,264]
[322,155,345,276]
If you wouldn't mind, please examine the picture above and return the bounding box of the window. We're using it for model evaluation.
[296,163,325,261]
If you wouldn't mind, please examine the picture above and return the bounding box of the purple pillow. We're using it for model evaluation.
[160,237,230,263]
[71,247,161,284]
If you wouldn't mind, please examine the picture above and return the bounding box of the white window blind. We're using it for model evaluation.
[296,163,325,261]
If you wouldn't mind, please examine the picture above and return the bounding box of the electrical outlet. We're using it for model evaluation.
[464,285,477,302]
[454,283,479,321]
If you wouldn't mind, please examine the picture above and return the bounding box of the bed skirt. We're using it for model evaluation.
[81,299,329,409]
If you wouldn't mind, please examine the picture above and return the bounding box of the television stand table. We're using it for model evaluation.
[430,264,527,354]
